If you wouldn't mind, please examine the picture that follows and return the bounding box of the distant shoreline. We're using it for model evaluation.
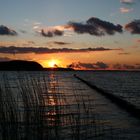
[0,60,74,71]
[0,60,139,71]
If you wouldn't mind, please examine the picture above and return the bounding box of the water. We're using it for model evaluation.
[0,71,140,140]
[76,71,140,108]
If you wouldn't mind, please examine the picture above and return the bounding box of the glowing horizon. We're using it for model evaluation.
[0,0,140,70]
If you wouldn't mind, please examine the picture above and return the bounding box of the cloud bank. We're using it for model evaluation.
[68,62,109,69]
[2,17,139,37]
[113,63,140,70]
[0,46,120,54]
[68,62,140,70]
[38,17,123,37]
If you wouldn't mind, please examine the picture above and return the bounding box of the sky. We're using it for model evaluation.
[0,0,140,70]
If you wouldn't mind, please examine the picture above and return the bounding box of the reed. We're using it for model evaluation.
[0,71,118,140]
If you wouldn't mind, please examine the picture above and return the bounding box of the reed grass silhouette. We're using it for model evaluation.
[0,71,134,140]
[0,72,95,140]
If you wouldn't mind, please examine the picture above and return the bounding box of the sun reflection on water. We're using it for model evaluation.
[44,72,59,127]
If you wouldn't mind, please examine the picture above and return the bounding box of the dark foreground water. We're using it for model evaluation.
[76,71,140,109]
[0,71,140,140]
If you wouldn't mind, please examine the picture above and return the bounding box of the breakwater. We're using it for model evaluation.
[74,74,140,119]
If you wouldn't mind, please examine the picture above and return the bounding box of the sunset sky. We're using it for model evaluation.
[0,0,140,70]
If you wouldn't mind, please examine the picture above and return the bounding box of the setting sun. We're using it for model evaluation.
[48,59,59,68]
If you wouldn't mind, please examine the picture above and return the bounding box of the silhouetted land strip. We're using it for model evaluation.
[74,74,140,119]
[0,60,43,71]
[0,60,74,71]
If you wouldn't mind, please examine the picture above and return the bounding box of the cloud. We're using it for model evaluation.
[67,22,99,35]
[87,17,123,35]
[37,17,123,37]
[0,46,120,54]
[0,40,36,47]
[135,64,140,69]
[113,63,140,70]
[125,20,140,34]
[50,41,71,45]
[120,0,134,4]
[40,28,64,37]
[41,29,63,37]
[0,57,11,62]
[118,52,130,55]
[68,61,109,70]
[68,62,95,69]
[33,22,42,29]
[113,64,123,69]
[123,64,136,69]
[95,62,109,69]
[35,25,67,37]
[68,62,140,70]
[120,7,133,13]
[0,25,17,36]
[68,17,123,36]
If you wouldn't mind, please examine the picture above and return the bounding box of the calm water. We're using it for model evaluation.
[0,71,140,140]
[76,71,140,108]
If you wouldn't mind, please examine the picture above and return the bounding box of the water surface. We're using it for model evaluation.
[0,71,140,140]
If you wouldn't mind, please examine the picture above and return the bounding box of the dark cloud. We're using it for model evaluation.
[68,62,109,70]
[120,0,134,5]
[68,22,100,35]
[95,62,109,69]
[123,64,135,69]
[87,17,123,35]
[68,17,123,36]
[0,57,11,62]
[0,25,17,36]
[67,62,95,69]
[79,63,95,69]
[77,47,120,51]
[135,64,140,69]
[69,62,140,70]
[113,63,140,70]
[125,20,140,34]
[51,41,71,45]
[41,29,63,37]
[37,17,123,37]
[0,46,120,54]
[113,64,123,69]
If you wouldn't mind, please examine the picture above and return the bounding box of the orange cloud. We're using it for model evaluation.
[120,7,133,13]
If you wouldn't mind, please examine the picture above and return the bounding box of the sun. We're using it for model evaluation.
[48,59,59,68]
